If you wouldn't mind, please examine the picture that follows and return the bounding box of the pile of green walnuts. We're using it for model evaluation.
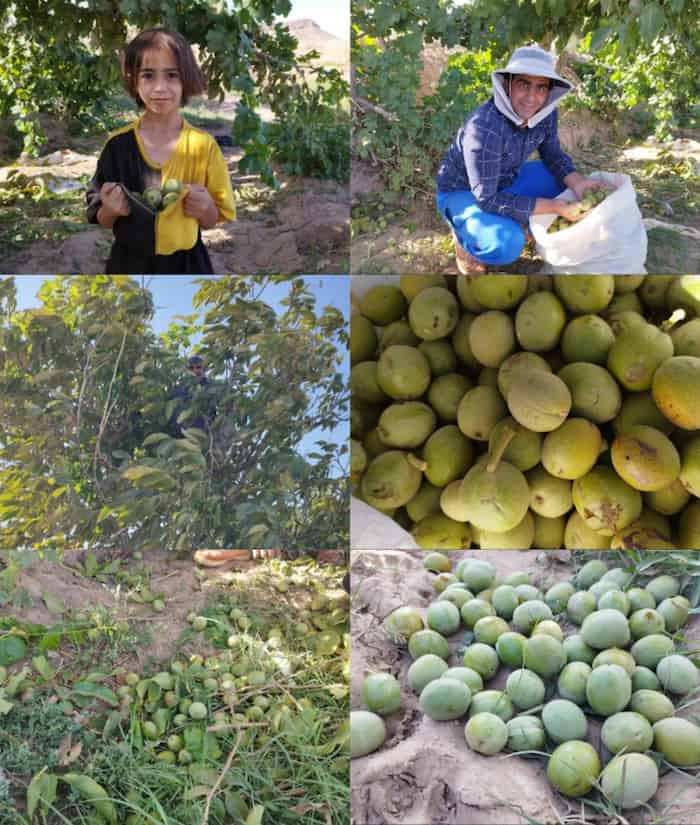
[351,555,700,812]
[351,275,700,550]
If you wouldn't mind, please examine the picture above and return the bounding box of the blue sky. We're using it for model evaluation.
[3,275,349,461]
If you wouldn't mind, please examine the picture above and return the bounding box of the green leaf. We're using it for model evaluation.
[72,682,119,707]
[84,552,98,578]
[38,630,61,651]
[589,24,615,51]
[122,465,160,481]
[0,635,27,665]
[184,726,204,759]
[142,432,170,447]
[32,655,55,681]
[27,770,58,818]
[246,805,265,825]
[6,666,31,696]
[247,524,268,539]
[41,590,66,614]
[102,710,122,739]
[638,2,666,40]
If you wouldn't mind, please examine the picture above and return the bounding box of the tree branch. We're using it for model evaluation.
[92,327,128,494]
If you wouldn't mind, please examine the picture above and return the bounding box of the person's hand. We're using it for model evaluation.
[100,182,130,218]
[570,178,604,201]
[183,184,217,222]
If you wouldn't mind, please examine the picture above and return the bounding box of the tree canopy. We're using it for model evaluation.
[0,275,349,553]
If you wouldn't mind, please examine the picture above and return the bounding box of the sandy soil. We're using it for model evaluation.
[350,550,700,825]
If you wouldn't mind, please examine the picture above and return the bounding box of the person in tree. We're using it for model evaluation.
[86,28,236,274]
[168,355,216,437]
[436,45,604,273]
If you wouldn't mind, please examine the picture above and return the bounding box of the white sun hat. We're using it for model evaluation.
[495,45,572,89]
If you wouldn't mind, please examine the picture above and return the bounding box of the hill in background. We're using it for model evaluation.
[288,18,348,70]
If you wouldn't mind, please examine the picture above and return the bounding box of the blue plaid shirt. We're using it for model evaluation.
[436,99,575,224]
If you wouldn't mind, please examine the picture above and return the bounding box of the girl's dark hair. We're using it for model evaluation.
[122,28,207,107]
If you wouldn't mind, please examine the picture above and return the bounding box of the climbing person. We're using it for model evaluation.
[436,45,604,273]
[168,354,216,437]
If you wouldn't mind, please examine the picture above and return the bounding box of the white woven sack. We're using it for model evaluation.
[530,171,647,274]
[350,497,419,550]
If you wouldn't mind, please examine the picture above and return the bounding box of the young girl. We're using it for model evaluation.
[86,28,235,274]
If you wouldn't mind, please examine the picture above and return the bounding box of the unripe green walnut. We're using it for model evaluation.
[399,274,447,301]
[547,741,601,798]
[600,753,658,809]
[507,370,571,432]
[360,451,423,509]
[427,373,472,421]
[611,425,681,492]
[497,351,551,398]
[469,274,528,309]
[652,355,700,430]
[607,323,673,391]
[554,275,614,314]
[458,460,529,533]
[572,467,642,536]
[457,386,506,441]
[558,362,621,423]
[464,712,508,755]
[418,339,457,376]
[422,425,473,487]
[377,402,436,449]
[350,314,377,364]
[412,512,472,550]
[358,285,406,325]
[376,345,431,400]
[515,291,566,352]
[361,673,401,715]
[541,419,602,480]
[407,286,459,340]
[561,314,614,364]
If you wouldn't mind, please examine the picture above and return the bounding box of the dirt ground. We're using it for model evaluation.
[9,550,210,670]
[0,125,349,276]
[6,548,348,672]
[350,550,700,825]
[350,133,700,276]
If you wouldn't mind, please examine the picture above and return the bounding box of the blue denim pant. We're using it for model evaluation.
[436,161,564,266]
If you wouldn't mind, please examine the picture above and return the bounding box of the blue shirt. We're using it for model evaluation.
[436,99,575,224]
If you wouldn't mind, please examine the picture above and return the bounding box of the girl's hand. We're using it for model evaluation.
[100,182,130,217]
[183,184,218,223]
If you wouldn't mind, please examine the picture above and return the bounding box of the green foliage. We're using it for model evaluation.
[0,275,348,553]
[463,0,697,55]
[353,0,479,196]
[0,19,114,155]
[571,34,699,140]
[1,1,349,183]
[266,66,351,182]
[422,50,496,172]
